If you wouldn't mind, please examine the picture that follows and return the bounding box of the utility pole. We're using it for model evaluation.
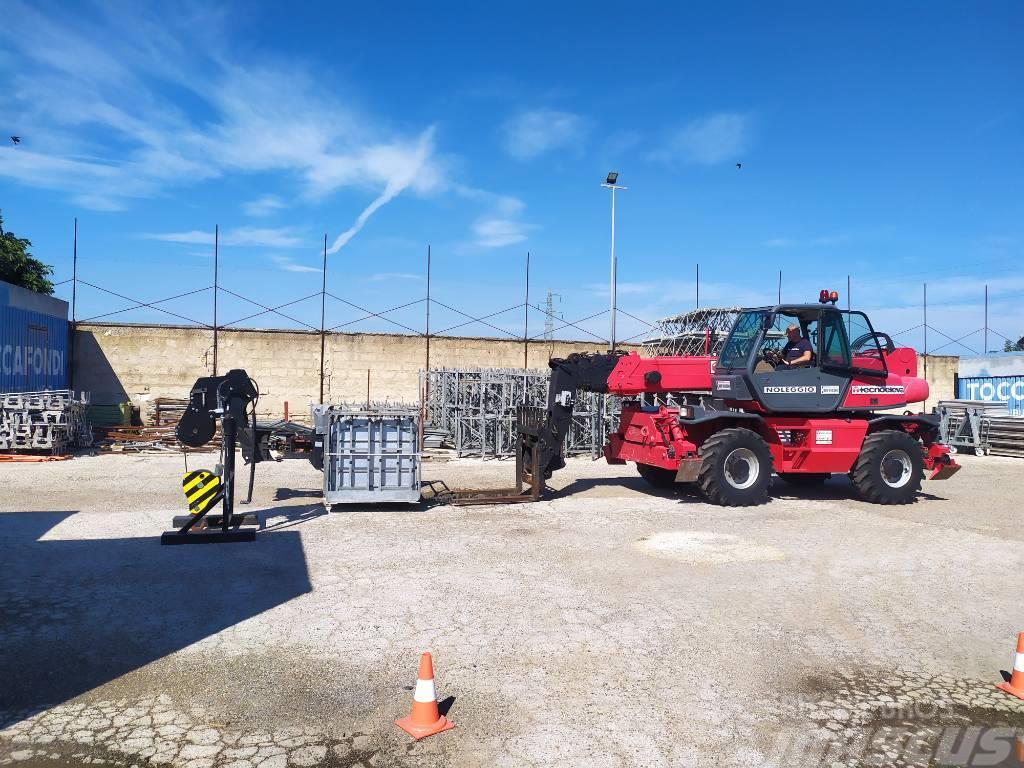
[213,224,219,376]
[695,263,699,309]
[601,172,626,351]
[523,251,530,369]
[319,233,328,405]
[424,245,431,405]
[71,218,78,389]
[847,274,851,335]
[543,291,562,359]
[984,284,988,353]
[923,283,927,356]
[420,245,432,450]
[923,282,928,389]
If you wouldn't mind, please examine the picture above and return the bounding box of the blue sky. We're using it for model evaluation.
[1,1,1021,352]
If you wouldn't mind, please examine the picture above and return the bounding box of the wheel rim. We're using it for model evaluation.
[880,449,913,488]
[724,447,759,490]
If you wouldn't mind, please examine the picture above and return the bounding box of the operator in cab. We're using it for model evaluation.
[779,324,813,368]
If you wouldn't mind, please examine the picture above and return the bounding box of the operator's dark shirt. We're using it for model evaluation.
[782,337,813,362]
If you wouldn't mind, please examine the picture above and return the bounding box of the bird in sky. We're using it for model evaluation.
[10,136,20,144]
[735,162,742,169]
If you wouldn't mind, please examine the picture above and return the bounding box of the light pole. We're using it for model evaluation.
[601,171,626,351]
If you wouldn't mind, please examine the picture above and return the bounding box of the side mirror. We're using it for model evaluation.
[762,314,774,331]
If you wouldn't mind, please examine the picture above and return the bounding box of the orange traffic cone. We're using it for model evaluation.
[395,652,456,740]
[996,632,1024,700]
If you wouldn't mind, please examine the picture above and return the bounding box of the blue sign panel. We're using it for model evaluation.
[957,376,1024,416]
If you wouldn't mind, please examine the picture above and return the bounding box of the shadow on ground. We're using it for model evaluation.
[0,511,312,718]
[548,475,706,501]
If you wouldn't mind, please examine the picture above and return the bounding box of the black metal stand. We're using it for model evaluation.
[161,409,257,544]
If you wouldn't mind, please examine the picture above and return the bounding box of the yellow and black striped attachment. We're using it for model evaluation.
[182,469,222,515]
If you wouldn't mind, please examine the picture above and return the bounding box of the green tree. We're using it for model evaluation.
[1004,338,1024,353]
[0,211,54,294]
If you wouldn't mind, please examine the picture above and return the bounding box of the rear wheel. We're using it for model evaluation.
[849,430,923,504]
[637,463,676,488]
[777,472,830,486]
[697,428,772,506]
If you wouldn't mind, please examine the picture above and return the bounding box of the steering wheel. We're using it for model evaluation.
[763,349,784,367]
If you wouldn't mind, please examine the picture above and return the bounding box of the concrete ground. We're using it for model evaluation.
[1,451,1023,768]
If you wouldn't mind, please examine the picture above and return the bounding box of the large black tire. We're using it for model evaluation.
[777,472,830,486]
[849,430,923,504]
[637,463,676,488]
[697,428,773,506]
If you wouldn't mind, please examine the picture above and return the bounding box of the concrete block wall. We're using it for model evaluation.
[73,323,616,420]
[919,354,958,412]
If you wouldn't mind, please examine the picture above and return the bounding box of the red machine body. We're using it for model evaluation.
[521,294,959,507]
[605,352,716,395]
[839,345,929,409]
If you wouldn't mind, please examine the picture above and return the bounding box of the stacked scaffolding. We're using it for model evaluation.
[421,368,622,458]
[938,400,1024,458]
[642,307,742,357]
[0,390,93,453]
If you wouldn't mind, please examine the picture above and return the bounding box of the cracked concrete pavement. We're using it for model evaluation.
[1,452,1022,766]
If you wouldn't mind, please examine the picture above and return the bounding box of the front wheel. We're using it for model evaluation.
[849,430,923,504]
[697,428,773,506]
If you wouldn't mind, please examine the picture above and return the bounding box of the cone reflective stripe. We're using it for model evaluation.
[395,652,455,740]
[995,632,1024,700]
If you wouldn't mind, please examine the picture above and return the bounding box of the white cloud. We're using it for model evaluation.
[0,1,445,220]
[472,217,529,248]
[651,112,751,165]
[326,127,437,254]
[269,254,321,273]
[451,187,532,250]
[762,232,857,248]
[144,227,305,248]
[501,109,588,160]
[1,3,532,259]
[243,195,286,217]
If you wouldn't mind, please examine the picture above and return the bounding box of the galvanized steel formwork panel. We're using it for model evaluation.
[958,376,1024,416]
[314,406,421,504]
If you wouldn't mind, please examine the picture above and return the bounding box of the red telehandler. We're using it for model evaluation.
[511,290,960,507]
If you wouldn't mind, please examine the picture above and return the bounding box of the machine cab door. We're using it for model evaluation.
[743,307,854,413]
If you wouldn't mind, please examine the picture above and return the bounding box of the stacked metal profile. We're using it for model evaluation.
[642,307,742,357]
[936,399,1024,458]
[0,390,92,453]
[420,368,622,458]
[986,415,1024,457]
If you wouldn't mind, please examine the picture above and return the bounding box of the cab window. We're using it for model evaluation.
[845,311,887,375]
[819,311,851,368]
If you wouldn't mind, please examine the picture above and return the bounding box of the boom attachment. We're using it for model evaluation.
[160,369,262,544]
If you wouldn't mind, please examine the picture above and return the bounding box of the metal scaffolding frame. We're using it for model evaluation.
[420,367,623,459]
[0,390,93,453]
[641,307,743,357]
